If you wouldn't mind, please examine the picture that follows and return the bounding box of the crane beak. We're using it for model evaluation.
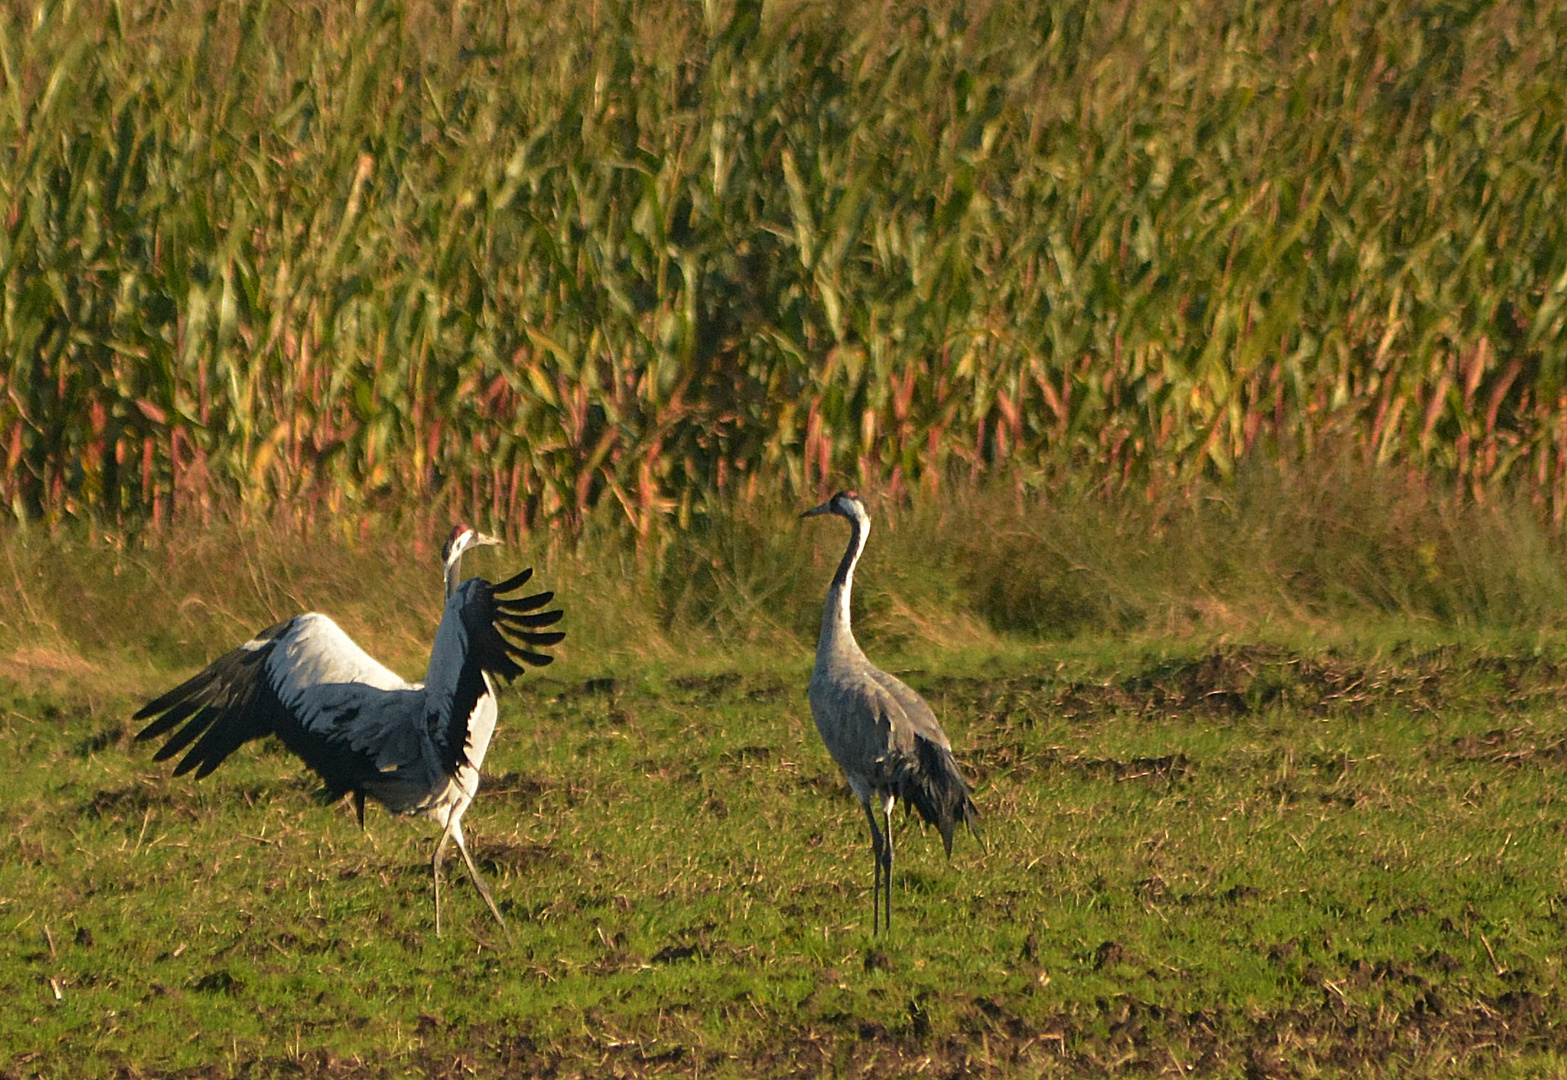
[473,532,503,547]
[801,500,833,519]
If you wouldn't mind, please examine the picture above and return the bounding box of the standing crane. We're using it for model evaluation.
[134,524,564,934]
[803,491,981,933]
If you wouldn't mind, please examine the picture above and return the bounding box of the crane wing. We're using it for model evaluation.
[134,614,421,801]
[862,668,951,751]
[862,670,978,854]
[423,567,564,777]
[812,665,978,854]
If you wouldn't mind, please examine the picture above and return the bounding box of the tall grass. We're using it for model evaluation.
[2,459,1565,693]
[2,0,1566,533]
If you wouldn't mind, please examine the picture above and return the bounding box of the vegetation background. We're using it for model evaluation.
[3,0,1567,536]
[5,0,1567,1076]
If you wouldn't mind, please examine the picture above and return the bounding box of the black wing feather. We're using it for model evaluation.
[135,617,391,803]
[492,568,535,593]
[151,706,221,764]
[496,608,564,630]
[495,592,554,614]
[135,619,295,774]
[136,698,204,743]
[504,643,559,667]
[434,568,564,776]
[270,704,375,800]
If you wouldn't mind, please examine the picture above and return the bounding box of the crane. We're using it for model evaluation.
[133,524,564,934]
[802,491,981,933]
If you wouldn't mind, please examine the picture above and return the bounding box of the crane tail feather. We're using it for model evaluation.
[967,815,988,854]
[901,736,981,857]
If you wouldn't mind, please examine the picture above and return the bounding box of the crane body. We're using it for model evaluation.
[134,526,563,933]
[804,491,980,933]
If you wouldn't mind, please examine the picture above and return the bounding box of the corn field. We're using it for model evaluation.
[2,0,1566,534]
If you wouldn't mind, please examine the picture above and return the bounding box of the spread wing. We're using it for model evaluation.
[134,614,422,801]
[422,567,565,777]
[137,568,564,806]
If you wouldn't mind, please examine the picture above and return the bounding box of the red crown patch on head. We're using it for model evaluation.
[442,524,474,562]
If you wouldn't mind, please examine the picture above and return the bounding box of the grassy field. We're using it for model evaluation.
[5,495,1567,1078]
[7,0,1567,1073]
[7,630,1567,1077]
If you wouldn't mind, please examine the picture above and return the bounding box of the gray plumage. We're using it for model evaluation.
[803,490,981,933]
[134,525,564,935]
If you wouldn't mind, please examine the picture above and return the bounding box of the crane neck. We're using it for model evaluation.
[444,553,463,600]
[818,512,869,657]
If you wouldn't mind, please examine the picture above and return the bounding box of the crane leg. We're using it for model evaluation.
[432,819,457,937]
[881,796,895,934]
[451,818,508,932]
[862,800,887,935]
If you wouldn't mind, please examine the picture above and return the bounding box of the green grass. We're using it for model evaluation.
[2,476,1567,1076]
[7,625,1567,1076]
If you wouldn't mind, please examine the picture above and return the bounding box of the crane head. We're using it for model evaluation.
[442,523,503,566]
[442,524,503,596]
[801,490,867,522]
